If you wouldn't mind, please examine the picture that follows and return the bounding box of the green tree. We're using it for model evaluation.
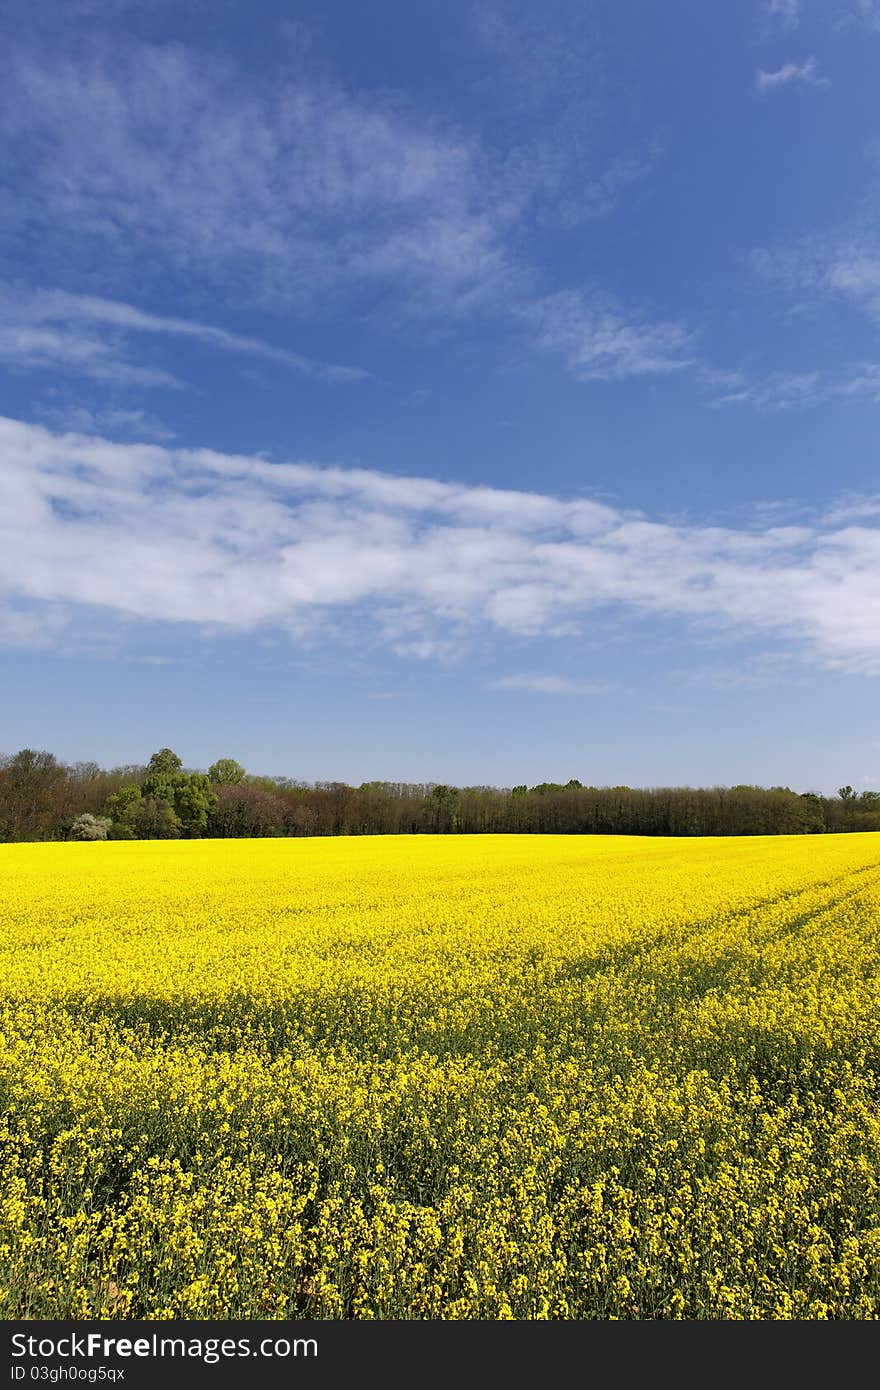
[147,748,183,774]
[173,773,217,836]
[106,783,142,827]
[429,784,459,832]
[208,758,246,785]
[141,768,182,803]
[140,750,216,837]
[132,797,181,839]
[799,792,826,833]
[838,785,856,811]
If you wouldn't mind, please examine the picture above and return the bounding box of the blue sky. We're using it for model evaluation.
[2,0,880,792]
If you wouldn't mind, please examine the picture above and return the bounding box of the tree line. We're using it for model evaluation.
[0,747,877,843]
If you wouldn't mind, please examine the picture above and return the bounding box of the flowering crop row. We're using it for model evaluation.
[2,832,879,1319]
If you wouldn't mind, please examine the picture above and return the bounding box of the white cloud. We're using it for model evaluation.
[767,0,802,31]
[524,291,695,381]
[3,415,880,673]
[392,638,462,661]
[0,34,687,389]
[822,250,880,318]
[834,364,880,400]
[36,405,176,441]
[0,286,372,385]
[853,2,880,31]
[474,0,599,108]
[824,494,880,523]
[472,2,664,230]
[708,369,825,410]
[495,675,609,694]
[0,41,513,313]
[751,235,880,323]
[0,319,184,389]
[576,144,666,222]
[756,58,827,91]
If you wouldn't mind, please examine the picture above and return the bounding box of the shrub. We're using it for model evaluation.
[68,813,112,841]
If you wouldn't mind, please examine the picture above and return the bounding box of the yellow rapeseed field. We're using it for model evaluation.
[2,832,880,1320]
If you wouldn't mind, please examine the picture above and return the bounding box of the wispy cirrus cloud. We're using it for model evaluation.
[574,143,666,223]
[747,232,880,399]
[495,675,610,694]
[0,30,684,390]
[853,1,880,31]
[3,414,880,673]
[473,1,666,233]
[756,57,827,91]
[707,362,880,410]
[35,405,176,441]
[473,0,602,111]
[0,321,184,390]
[835,362,880,399]
[767,0,802,32]
[0,286,373,386]
[2,19,854,415]
[823,493,880,523]
[751,234,880,322]
[708,369,824,410]
[524,291,695,381]
[822,250,880,317]
[0,40,514,314]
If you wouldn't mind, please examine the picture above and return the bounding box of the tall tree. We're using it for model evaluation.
[208,758,246,785]
[146,748,184,775]
[142,750,217,836]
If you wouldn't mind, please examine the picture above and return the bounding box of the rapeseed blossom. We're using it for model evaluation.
[1,833,879,1319]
